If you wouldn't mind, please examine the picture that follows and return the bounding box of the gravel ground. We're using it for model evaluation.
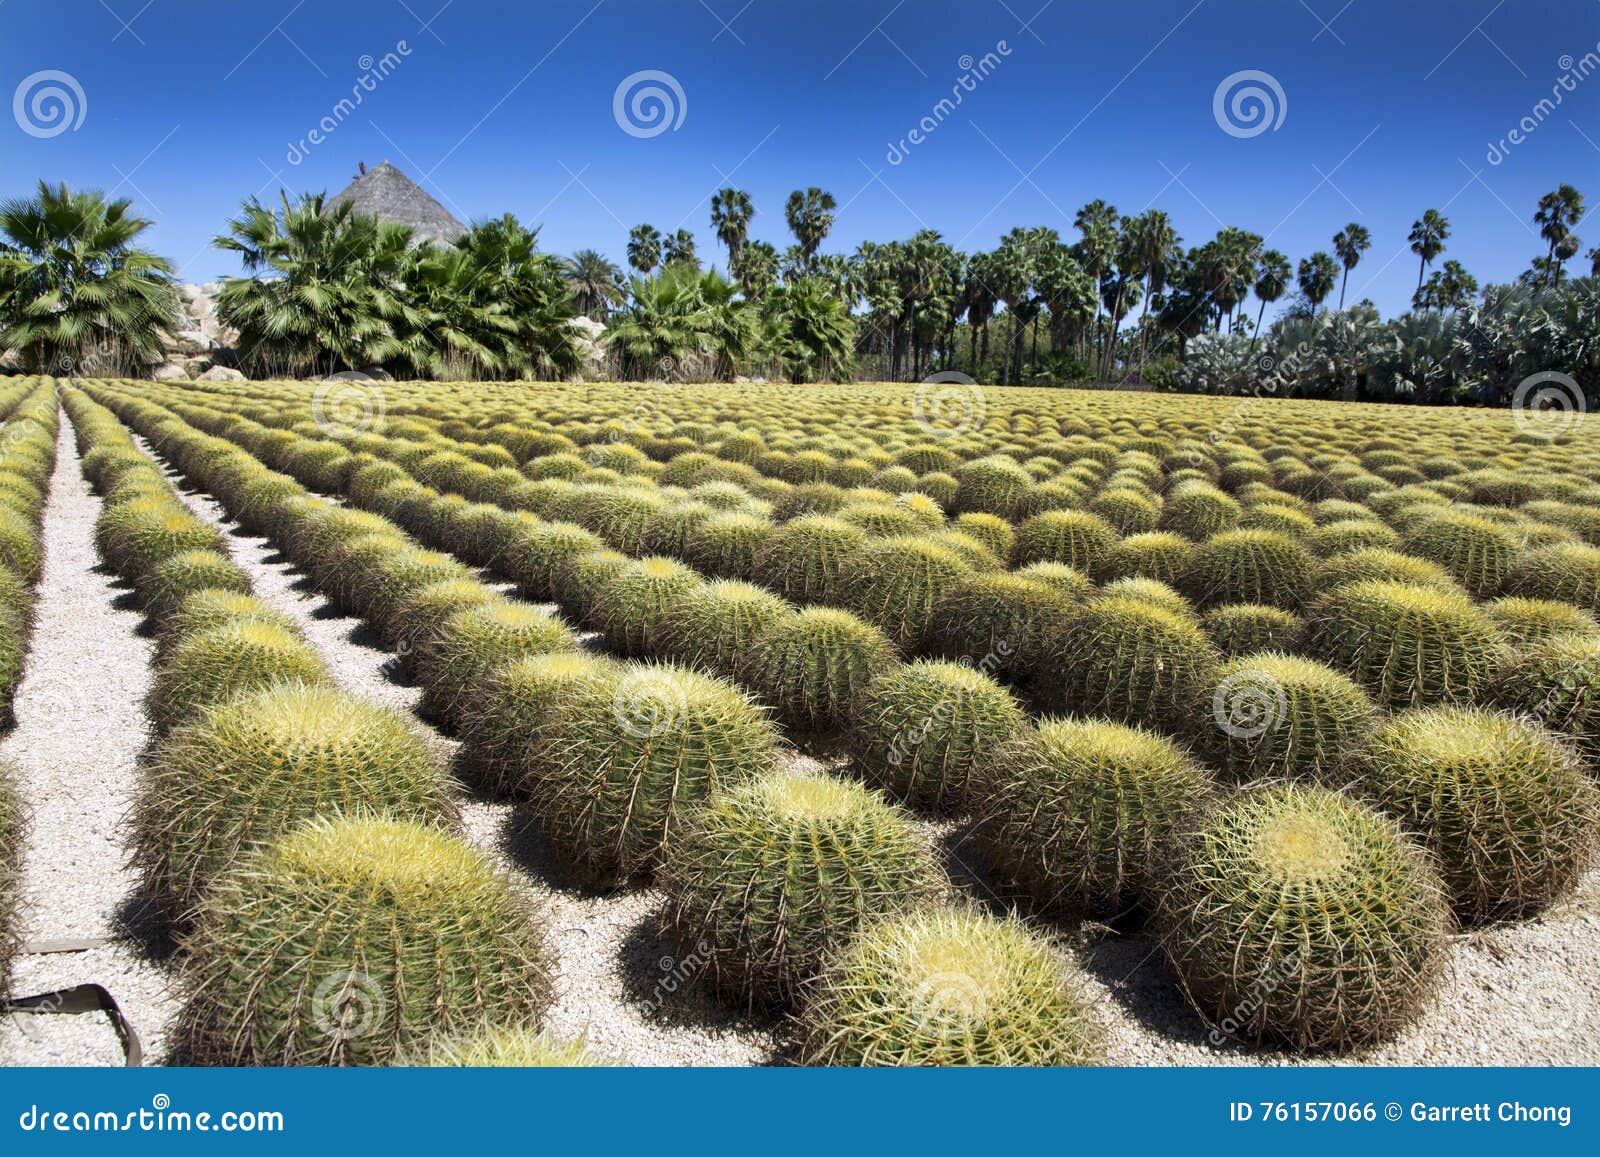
[0,424,176,1066]
[4,424,1595,1067]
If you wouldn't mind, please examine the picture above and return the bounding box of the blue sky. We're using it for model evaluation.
[2,0,1596,317]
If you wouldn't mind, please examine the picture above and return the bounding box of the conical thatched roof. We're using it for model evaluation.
[325,161,467,246]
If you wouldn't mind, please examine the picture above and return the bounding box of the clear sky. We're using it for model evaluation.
[3,0,1596,318]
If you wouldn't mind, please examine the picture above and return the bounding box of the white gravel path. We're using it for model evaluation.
[0,422,175,1066]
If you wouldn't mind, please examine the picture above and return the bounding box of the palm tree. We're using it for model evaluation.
[1250,249,1291,347]
[710,188,755,269]
[1073,200,1118,356]
[693,268,759,379]
[1408,209,1450,294]
[0,180,177,375]
[1332,222,1371,309]
[604,267,705,378]
[1297,251,1339,311]
[1589,245,1600,279]
[451,213,578,378]
[562,248,624,320]
[626,224,663,275]
[1415,259,1479,311]
[765,277,854,382]
[663,228,698,271]
[732,239,779,301]
[784,187,837,274]
[1126,209,1180,368]
[1532,184,1585,287]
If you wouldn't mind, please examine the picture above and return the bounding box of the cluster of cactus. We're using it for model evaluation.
[1013,510,1118,572]
[976,719,1215,915]
[176,817,554,1065]
[1494,631,1600,754]
[1346,707,1600,925]
[656,580,793,681]
[660,770,942,1006]
[921,572,1078,684]
[0,386,55,723]
[133,682,458,920]
[525,662,781,880]
[412,601,576,729]
[837,536,972,650]
[1182,529,1313,610]
[849,660,1025,813]
[1202,603,1303,657]
[1505,542,1600,613]
[753,515,865,605]
[146,619,331,731]
[1157,783,1449,1051]
[797,905,1104,1066]
[1200,653,1378,781]
[0,762,21,1004]
[1402,509,1522,599]
[742,607,898,735]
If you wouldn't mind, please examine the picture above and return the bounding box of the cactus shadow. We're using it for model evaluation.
[113,888,180,965]
[1073,928,1239,1052]
[615,910,785,1042]
[496,806,626,899]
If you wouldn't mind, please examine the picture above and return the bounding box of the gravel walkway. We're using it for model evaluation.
[0,423,175,1066]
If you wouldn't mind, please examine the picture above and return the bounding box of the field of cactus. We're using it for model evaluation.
[0,371,1597,1067]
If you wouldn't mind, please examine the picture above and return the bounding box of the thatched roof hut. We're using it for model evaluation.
[325,161,467,246]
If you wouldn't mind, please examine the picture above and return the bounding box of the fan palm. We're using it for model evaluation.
[1409,209,1450,294]
[765,277,854,383]
[1297,251,1339,311]
[1332,222,1371,309]
[1533,184,1585,287]
[784,188,837,274]
[626,224,663,275]
[604,267,706,378]
[563,248,624,320]
[1251,249,1292,347]
[0,180,178,375]
[710,188,755,269]
[663,228,699,271]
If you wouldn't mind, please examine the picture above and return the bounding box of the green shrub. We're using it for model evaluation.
[977,719,1214,915]
[529,663,780,879]
[1155,783,1448,1052]
[850,660,1025,813]
[742,607,898,734]
[133,683,456,919]
[176,817,553,1065]
[660,771,941,1006]
[147,621,331,731]
[1305,580,1505,709]
[1038,597,1221,730]
[798,905,1103,1067]
[1350,707,1600,925]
